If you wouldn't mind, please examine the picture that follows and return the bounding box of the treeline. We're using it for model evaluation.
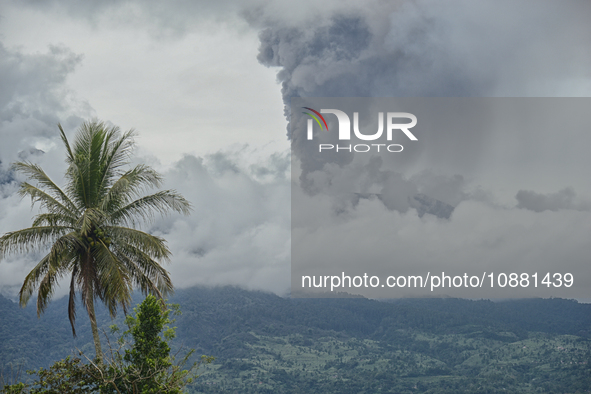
[2,286,591,393]
[171,287,591,356]
[2,287,590,366]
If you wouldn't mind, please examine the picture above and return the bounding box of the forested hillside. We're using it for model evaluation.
[1,287,590,393]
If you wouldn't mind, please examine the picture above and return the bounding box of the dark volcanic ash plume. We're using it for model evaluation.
[250,0,591,298]
[249,0,591,215]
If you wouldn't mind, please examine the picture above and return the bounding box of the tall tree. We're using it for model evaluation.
[0,120,191,360]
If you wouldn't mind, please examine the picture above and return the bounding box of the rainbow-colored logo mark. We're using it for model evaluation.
[302,107,328,131]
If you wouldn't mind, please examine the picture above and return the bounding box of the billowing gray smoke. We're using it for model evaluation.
[254,0,590,109]
[251,0,591,215]
[252,1,591,299]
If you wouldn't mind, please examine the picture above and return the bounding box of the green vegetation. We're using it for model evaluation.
[1,287,590,393]
[192,330,590,393]
[104,295,213,393]
[1,296,212,394]
[0,120,191,360]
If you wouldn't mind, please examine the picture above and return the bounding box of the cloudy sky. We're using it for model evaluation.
[1,0,590,300]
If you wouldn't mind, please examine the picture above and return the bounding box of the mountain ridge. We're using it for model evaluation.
[1,286,590,393]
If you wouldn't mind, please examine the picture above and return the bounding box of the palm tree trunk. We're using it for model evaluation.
[87,293,103,361]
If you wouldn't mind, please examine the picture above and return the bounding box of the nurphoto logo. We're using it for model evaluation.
[303,107,418,153]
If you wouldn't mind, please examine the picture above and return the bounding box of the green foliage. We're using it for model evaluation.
[1,288,590,393]
[0,120,191,359]
[1,357,98,394]
[124,295,173,374]
[192,332,591,393]
[1,296,213,394]
[98,296,214,393]
[101,295,214,394]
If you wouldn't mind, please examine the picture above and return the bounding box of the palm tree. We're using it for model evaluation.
[0,120,191,360]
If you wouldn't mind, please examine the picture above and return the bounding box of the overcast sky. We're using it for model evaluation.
[0,0,590,300]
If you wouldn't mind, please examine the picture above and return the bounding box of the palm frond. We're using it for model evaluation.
[31,213,76,228]
[36,258,68,314]
[0,226,74,259]
[12,162,79,215]
[77,208,106,236]
[108,190,191,226]
[96,128,137,197]
[101,165,162,213]
[59,123,76,167]
[92,240,133,318]
[61,124,91,209]
[18,233,80,312]
[107,226,171,261]
[71,121,104,207]
[64,157,88,209]
[17,182,79,223]
[19,254,52,308]
[112,242,173,298]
